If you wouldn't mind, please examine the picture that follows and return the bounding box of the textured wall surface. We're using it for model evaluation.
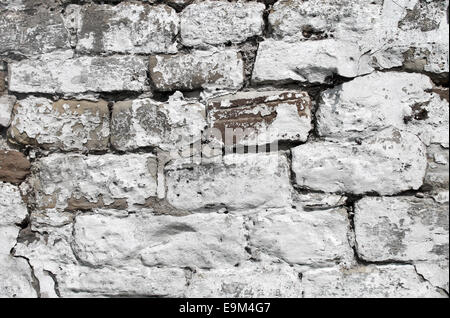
[0,0,448,298]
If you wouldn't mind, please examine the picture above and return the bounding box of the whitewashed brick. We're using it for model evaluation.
[73,3,179,54]
[166,152,292,211]
[186,263,303,298]
[252,39,373,84]
[31,153,158,211]
[292,128,427,195]
[149,49,244,91]
[354,196,449,262]
[317,72,449,147]
[248,207,353,266]
[72,211,247,268]
[111,92,206,152]
[303,265,445,298]
[9,51,147,94]
[207,90,312,147]
[180,0,265,47]
[9,97,110,151]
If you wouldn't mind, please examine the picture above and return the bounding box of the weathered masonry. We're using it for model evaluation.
[0,0,448,298]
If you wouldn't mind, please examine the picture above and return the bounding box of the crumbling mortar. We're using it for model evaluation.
[10,202,42,297]
[242,215,258,262]
[43,269,62,298]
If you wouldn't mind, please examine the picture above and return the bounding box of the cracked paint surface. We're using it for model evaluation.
[0,0,448,298]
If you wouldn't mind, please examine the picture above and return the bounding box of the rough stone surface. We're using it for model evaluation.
[0,8,70,56]
[57,265,187,297]
[354,196,449,262]
[364,0,449,79]
[424,144,449,191]
[207,91,312,147]
[248,207,353,266]
[292,128,427,195]
[0,95,15,127]
[180,0,265,47]
[303,265,445,298]
[0,182,37,297]
[9,97,110,151]
[166,152,292,211]
[72,3,179,54]
[252,39,373,84]
[30,153,158,211]
[0,0,70,11]
[269,0,383,42]
[267,0,449,80]
[72,212,247,268]
[0,0,448,299]
[186,263,303,298]
[0,150,30,184]
[317,72,449,147]
[13,209,188,296]
[9,51,147,94]
[0,182,28,253]
[415,261,449,293]
[149,49,244,91]
[111,92,206,152]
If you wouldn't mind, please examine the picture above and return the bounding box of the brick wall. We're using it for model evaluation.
[0,0,448,298]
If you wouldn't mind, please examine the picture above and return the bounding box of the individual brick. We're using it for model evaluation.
[185,263,303,298]
[0,150,30,184]
[397,0,448,32]
[30,153,158,211]
[58,265,187,297]
[269,0,382,41]
[111,92,206,152]
[366,0,449,79]
[316,72,449,147]
[207,91,312,147]
[9,97,110,152]
[0,8,70,56]
[8,51,147,94]
[0,95,15,127]
[291,128,427,195]
[354,196,449,262]
[248,207,353,266]
[267,0,449,80]
[251,39,373,84]
[72,211,247,268]
[180,0,265,47]
[149,49,244,91]
[73,3,179,54]
[166,152,292,211]
[303,265,445,298]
